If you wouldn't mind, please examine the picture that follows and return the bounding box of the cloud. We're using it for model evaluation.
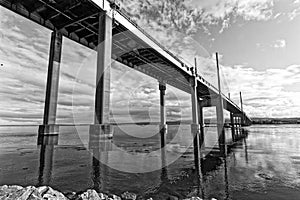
[294,0,300,4]
[272,39,286,48]
[273,13,281,19]
[119,0,275,47]
[270,1,300,22]
[256,39,287,51]
[236,0,274,20]
[222,64,300,118]
[287,7,300,20]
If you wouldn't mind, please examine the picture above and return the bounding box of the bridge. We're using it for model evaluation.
[0,0,251,162]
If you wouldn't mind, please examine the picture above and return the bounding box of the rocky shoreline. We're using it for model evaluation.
[0,185,211,200]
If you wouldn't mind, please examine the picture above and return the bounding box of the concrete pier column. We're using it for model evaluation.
[234,116,238,139]
[190,77,201,168]
[38,31,63,136]
[198,100,205,148]
[159,83,167,148]
[94,12,112,125]
[238,116,242,130]
[230,112,235,142]
[89,12,113,148]
[216,100,226,155]
[159,82,167,168]
[237,116,241,138]
[215,53,226,156]
[240,92,244,125]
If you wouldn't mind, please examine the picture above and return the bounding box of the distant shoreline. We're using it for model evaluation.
[1,118,300,127]
[251,117,300,125]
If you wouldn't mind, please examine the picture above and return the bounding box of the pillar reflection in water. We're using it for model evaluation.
[223,128,249,199]
[196,159,205,199]
[223,157,229,200]
[89,128,111,192]
[160,147,168,184]
[243,130,249,164]
[91,149,109,192]
[37,135,58,186]
[92,149,101,192]
[91,150,109,193]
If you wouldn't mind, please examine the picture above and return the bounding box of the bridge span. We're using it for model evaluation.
[1,0,251,160]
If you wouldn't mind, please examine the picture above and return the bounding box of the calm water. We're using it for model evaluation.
[0,124,300,199]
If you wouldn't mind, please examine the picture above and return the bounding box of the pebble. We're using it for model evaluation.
[121,191,137,200]
[0,185,211,200]
[0,185,67,200]
[79,189,101,200]
[99,192,109,200]
[42,186,67,200]
[256,171,273,180]
[183,197,202,200]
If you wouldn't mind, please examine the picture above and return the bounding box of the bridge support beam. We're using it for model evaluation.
[159,83,167,148]
[198,100,205,148]
[159,82,167,168]
[190,77,201,169]
[38,31,63,139]
[89,12,113,150]
[239,116,242,137]
[233,116,237,139]
[230,112,235,142]
[233,115,242,140]
[215,52,226,156]
[216,99,226,156]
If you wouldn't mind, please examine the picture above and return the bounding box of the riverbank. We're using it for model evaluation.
[0,185,209,200]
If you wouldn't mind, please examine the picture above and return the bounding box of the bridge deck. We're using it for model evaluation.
[0,0,251,121]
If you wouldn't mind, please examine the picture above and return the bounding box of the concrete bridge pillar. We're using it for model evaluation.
[215,52,226,156]
[159,82,167,168]
[159,83,167,148]
[233,115,242,139]
[198,100,205,148]
[216,97,226,156]
[38,31,63,137]
[89,12,113,150]
[230,112,235,142]
[190,77,201,168]
[233,116,238,138]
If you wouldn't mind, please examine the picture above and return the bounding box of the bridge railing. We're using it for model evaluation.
[115,8,187,68]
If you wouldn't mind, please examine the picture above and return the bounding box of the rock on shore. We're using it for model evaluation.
[0,185,210,200]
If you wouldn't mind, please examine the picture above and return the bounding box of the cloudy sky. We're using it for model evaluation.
[1,0,300,125]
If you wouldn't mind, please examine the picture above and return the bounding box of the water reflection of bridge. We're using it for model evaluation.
[37,127,249,198]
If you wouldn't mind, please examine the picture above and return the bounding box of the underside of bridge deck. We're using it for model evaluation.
[1,0,194,91]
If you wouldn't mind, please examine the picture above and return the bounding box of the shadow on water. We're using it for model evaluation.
[38,145,54,186]
[148,128,249,199]
[37,135,58,186]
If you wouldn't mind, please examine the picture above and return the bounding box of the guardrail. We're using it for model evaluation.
[116,9,185,66]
